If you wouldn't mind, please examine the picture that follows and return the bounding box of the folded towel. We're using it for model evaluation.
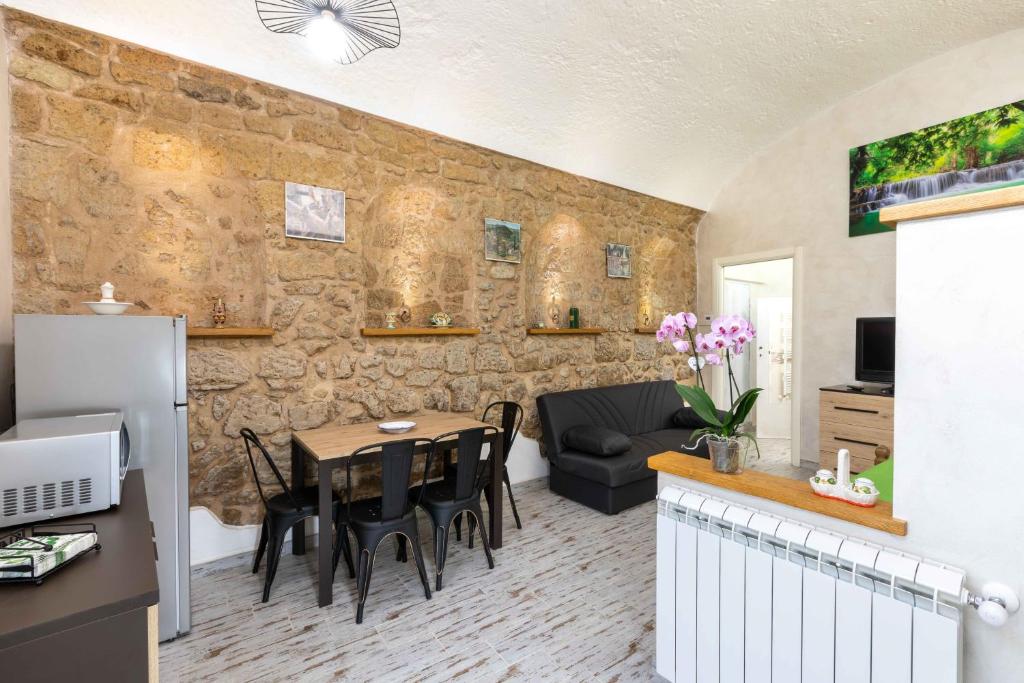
[0,532,98,578]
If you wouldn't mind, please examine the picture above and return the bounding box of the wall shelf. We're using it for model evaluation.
[634,327,659,334]
[361,327,481,337]
[648,451,907,536]
[527,327,605,335]
[187,327,274,339]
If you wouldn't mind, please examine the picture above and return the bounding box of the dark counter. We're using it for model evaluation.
[0,469,159,651]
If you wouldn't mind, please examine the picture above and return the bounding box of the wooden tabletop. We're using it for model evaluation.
[647,451,907,536]
[293,412,501,461]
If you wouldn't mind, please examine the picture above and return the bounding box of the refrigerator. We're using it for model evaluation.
[14,314,190,641]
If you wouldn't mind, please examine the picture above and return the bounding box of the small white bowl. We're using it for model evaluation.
[84,301,133,315]
[378,421,416,434]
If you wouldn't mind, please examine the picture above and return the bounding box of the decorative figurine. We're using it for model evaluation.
[384,311,399,330]
[398,307,411,324]
[212,298,227,328]
[549,295,560,327]
[430,312,452,328]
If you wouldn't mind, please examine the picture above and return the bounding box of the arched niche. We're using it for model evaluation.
[524,213,605,328]
[362,186,475,326]
[633,233,696,326]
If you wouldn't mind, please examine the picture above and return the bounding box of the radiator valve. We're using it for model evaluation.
[965,582,1020,627]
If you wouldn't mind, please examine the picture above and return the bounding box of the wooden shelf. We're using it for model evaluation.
[879,184,1024,227]
[634,327,658,334]
[361,327,480,337]
[526,327,605,335]
[648,451,907,536]
[187,327,274,338]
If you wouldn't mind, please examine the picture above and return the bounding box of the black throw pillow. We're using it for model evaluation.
[673,407,728,429]
[562,425,632,457]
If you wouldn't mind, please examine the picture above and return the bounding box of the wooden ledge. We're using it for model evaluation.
[187,327,274,338]
[879,184,1024,227]
[361,327,480,337]
[526,327,604,335]
[634,327,658,334]
[648,451,907,536]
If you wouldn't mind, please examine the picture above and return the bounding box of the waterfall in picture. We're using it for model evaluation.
[849,158,1024,218]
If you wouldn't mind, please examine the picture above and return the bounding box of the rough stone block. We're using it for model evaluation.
[188,349,250,390]
[133,129,195,171]
[9,55,72,90]
[22,32,101,76]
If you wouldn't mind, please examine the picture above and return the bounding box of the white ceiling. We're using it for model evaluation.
[8,1,1024,209]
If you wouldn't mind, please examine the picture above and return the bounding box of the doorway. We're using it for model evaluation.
[714,250,802,469]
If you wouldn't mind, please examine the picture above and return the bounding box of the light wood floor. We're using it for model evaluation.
[161,478,661,682]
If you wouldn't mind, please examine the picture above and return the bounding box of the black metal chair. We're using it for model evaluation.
[418,426,498,591]
[344,438,435,624]
[241,428,354,603]
[450,401,525,540]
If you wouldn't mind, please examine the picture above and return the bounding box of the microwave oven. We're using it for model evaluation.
[0,412,130,528]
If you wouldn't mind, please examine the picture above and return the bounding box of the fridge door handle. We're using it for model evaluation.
[173,315,188,406]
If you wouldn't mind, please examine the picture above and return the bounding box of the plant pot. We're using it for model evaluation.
[708,438,743,474]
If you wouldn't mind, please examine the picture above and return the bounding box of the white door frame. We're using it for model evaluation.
[712,247,803,466]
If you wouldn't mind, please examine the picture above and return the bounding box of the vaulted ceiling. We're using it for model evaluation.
[8,1,1024,208]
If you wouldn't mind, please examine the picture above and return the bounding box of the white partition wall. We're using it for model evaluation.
[894,204,1024,681]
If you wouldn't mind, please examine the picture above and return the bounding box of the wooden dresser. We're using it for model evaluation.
[819,385,894,473]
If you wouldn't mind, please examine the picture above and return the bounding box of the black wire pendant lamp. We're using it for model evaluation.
[256,0,400,65]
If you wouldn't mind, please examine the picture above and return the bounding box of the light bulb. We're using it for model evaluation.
[306,10,348,61]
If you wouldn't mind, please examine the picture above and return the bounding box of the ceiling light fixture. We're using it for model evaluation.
[256,0,401,65]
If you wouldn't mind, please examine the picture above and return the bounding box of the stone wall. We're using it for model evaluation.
[4,10,703,525]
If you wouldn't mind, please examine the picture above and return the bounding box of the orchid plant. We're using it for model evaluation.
[657,312,762,454]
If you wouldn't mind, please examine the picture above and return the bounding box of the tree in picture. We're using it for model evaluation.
[658,312,761,474]
[849,100,1024,237]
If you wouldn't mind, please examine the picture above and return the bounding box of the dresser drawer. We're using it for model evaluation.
[819,391,893,431]
[819,450,876,474]
[820,421,892,465]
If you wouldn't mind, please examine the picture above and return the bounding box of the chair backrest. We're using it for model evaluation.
[436,426,499,500]
[483,401,523,464]
[346,438,436,522]
[240,427,299,512]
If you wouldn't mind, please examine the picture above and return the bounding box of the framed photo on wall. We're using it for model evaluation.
[484,218,522,263]
[606,243,632,278]
[285,181,346,243]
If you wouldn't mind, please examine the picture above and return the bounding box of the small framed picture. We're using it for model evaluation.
[285,181,346,243]
[606,243,632,278]
[484,218,522,263]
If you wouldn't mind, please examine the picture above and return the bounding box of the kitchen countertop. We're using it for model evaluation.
[0,470,159,650]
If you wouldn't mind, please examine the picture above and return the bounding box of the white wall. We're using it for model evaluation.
[894,205,1024,681]
[0,23,12,431]
[696,27,1024,465]
[659,203,1024,681]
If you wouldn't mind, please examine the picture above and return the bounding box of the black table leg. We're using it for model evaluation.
[318,460,334,607]
[489,433,504,549]
[291,439,306,555]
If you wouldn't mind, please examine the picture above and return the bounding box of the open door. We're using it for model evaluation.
[755,297,793,439]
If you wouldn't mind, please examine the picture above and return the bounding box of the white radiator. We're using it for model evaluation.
[656,485,965,683]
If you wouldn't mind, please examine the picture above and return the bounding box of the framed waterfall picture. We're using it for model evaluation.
[285,182,346,243]
[849,99,1024,237]
[484,218,522,263]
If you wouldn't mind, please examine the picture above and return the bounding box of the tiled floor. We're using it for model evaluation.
[161,478,661,682]
[745,437,818,480]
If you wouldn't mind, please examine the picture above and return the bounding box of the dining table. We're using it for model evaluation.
[290,412,505,607]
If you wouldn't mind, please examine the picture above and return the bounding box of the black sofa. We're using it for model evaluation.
[536,380,710,514]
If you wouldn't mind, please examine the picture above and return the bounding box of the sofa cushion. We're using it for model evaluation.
[554,449,653,487]
[536,381,684,458]
[672,407,728,429]
[553,428,706,487]
[562,425,632,457]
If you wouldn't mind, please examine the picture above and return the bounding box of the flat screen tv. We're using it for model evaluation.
[856,317,895,383]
